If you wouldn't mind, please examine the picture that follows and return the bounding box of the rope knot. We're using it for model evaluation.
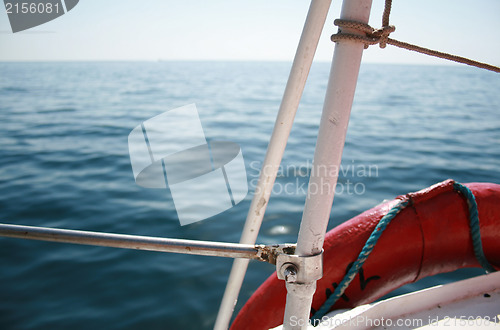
[331,19,395,49]
[371,25,396,48]
[329,0,498,73]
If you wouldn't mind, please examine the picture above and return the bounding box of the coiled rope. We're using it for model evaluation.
[331,0,500,73]
[311,180,496,321]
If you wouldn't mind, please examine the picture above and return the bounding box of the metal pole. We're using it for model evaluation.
[283,0,373,329]
[0,223,294,263]
[214,1,332,329]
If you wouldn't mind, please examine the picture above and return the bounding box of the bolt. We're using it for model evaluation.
[283,264,298,283]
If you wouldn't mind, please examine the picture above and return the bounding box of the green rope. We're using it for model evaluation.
[453,182,496,273]
[311,199,409,321]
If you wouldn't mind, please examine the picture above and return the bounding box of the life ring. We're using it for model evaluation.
[231,180,500,330]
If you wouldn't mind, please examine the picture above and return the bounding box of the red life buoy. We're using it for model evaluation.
[231,180,500,330]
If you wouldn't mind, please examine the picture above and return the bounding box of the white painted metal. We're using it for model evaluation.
[282,0,373,329]
[214,1,332,329]
[283,281,318,330]
[271,271,500,329]
[296,0,372,257]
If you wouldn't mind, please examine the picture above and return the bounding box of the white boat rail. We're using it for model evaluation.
[215,1,332,328]
[283,0,372,328]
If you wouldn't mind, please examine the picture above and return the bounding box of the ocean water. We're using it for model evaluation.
[0,61,498,329]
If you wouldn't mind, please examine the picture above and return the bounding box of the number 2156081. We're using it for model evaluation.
[5,2,60,14]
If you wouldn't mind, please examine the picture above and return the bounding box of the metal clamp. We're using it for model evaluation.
[276,250,323,284]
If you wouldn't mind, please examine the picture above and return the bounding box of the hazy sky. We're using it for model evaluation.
[1,0,499,66]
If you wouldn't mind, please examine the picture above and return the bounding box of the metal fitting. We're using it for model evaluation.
[281,263,298,283]
[276,250,323,284]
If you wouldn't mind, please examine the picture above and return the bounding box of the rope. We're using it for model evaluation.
[330,0,500,73]
[385,39,500,73]
[381,0,392,28]
[310,199,409,321]
[311,181,496,321]
[453,182,496,273]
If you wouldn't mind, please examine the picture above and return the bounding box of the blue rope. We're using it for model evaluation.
[311,199,409,321]
[452,182,496,273]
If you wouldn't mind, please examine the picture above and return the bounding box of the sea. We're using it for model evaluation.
[0,61,499,329]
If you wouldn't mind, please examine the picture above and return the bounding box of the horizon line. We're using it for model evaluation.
[0,59,464,66]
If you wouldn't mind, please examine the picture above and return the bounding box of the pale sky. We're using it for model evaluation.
[1,0,499,66]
